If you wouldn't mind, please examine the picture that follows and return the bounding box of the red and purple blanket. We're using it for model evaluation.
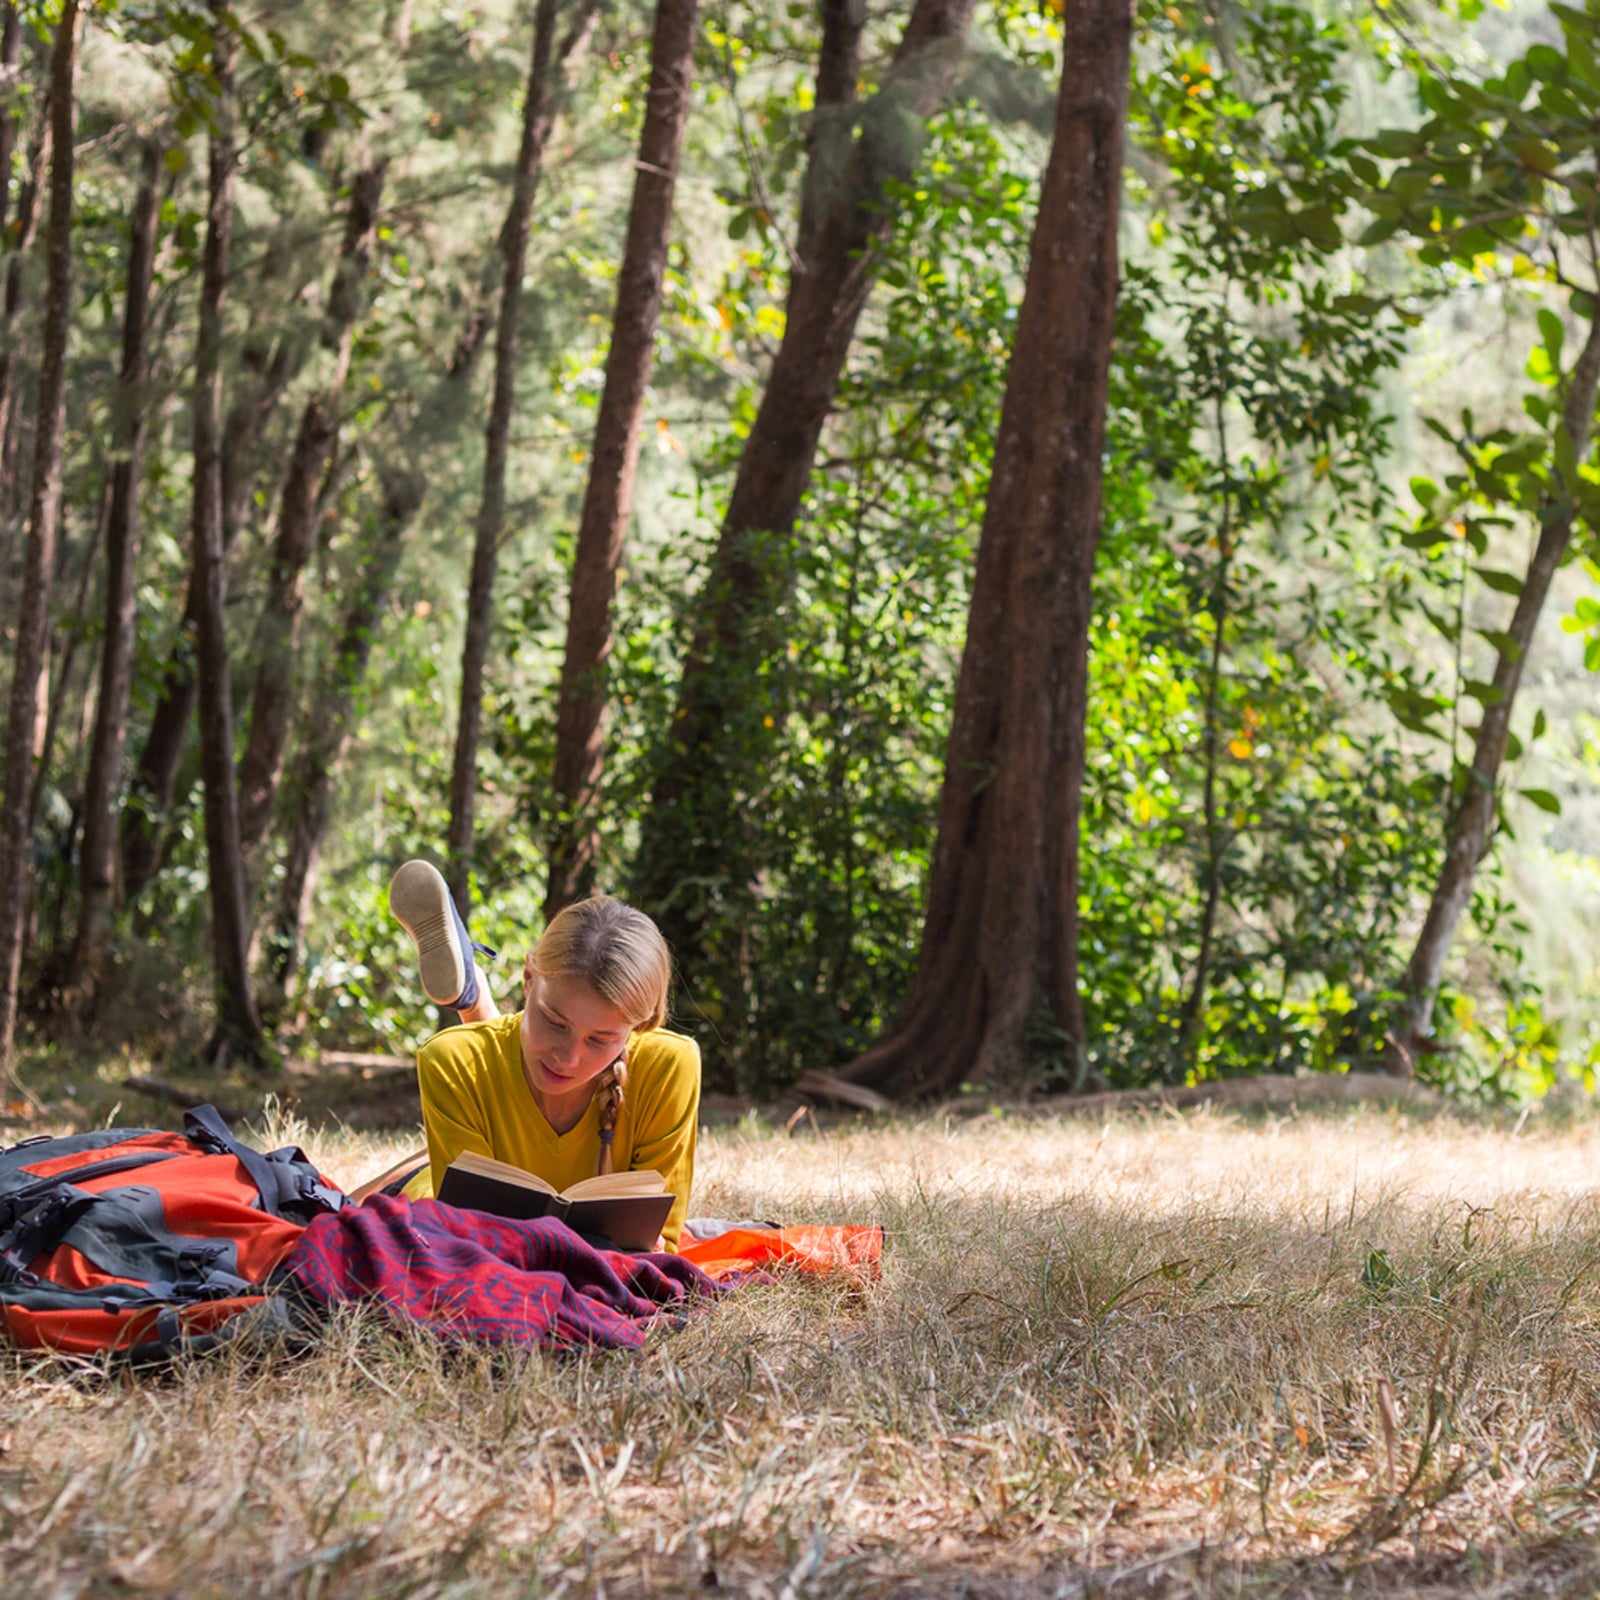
[282,1195,722,1350]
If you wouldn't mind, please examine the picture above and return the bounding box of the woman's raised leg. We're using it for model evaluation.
[388,859,502,1021]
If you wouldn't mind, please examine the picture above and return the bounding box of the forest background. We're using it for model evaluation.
[0,0,1594,1108]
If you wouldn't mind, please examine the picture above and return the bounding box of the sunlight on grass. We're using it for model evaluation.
[6,1106,1600,1596]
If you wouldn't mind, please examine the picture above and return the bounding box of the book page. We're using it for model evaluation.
[450,1149,560,1196]
[559,1169,667,1201]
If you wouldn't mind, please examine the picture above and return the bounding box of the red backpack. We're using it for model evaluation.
[0,1106,345,1360]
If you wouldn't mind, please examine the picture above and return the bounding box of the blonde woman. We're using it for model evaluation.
[386,860,700,1251]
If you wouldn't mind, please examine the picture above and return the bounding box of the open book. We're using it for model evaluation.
[436,1150,675,1251]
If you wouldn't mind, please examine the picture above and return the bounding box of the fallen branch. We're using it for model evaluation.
[795,1070,892,1113]
[939,1072,1447,1121]
[123,1074,245,1122]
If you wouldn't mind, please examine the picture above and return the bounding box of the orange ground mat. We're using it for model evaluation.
[676,1224,883,1284]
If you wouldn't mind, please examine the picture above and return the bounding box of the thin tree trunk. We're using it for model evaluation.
[237,161,386,854]
[29,471,107,836]
[1178,381,1236,1056]
[0,87,50,533]
[189,19,262,1066]
[67,139,162,995]
[543,0,699,916]
[0,0,78,1105]
[0,7,23,243]
[1389,311,1600,1073]
[120,251,298,901]
[844,0,1132,1099]
[263,467,422,1003]
[629,0,976,960]
[444,0,602,917]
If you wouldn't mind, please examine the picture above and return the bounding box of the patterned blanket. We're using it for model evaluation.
[282,1195,722,1350]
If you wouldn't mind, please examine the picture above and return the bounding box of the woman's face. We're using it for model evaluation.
[520,969,635,1102]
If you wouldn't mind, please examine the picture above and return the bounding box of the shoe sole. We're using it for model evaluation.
[388,860,467,1007]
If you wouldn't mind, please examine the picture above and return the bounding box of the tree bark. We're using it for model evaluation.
[189,20,262,1066]
[629,0,976,961]
[236,160,386,854]
[120,243,299,901]
[843,0,1132,1098]
[1389,311,1600,1073]
[29,472,106,840]
[0,7,23,243]
[444,0,602,917]
[0,85,51,531]
[543,0,700,916]
[263,467,422,1003]
[66,139,163,996]
[0,0,78,1104]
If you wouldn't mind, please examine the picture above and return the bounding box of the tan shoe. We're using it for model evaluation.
[388,859,479,1009]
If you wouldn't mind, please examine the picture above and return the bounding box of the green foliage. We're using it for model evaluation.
[17,0,1597,1108]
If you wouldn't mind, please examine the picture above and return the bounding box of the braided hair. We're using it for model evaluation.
[593,1057,628,1176]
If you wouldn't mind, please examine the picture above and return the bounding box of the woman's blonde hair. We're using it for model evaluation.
[522,894,671,1031]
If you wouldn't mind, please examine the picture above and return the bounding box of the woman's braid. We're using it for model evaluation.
[594,1058,627,1175]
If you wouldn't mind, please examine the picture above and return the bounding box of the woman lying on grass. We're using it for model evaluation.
[386,860,700,1251]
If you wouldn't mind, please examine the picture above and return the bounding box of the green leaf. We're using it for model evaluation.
[1538,308,1566,365]
[1362,1247,1396,1296]
[1463,679,1507,705]
[1422,602,1461,643]
[1533,708,1549,739]
[1522,787,1562,814]
[1474,567,1523,595]
[163,146,188,174]
[1555,422,1580,491]
[1368,129,1422,159]
[1527,44,1569,82]
[1475,628,1522,661]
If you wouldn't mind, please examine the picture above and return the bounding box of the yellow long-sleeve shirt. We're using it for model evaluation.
[405,1012,700,1251]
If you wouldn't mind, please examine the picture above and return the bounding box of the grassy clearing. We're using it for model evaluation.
[6,1104,1600,1596]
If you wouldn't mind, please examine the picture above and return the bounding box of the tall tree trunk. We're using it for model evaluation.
[1389,312,1600,1073]
[543,0,699,916]
[0,88,51,533]
[628,0,976,961]
[120,247,298,901]
[189,20,262,1066]
[843,0,1132,1098]
[237,160,386,854]
[66,140,162,996]
[444,0,605,917]
[0,0,78,1106]
[29,472,106,837]
[0,6,23,243]
[263,468,422,1003]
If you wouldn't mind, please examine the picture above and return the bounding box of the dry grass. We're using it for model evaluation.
[7,1103,1600,1597]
